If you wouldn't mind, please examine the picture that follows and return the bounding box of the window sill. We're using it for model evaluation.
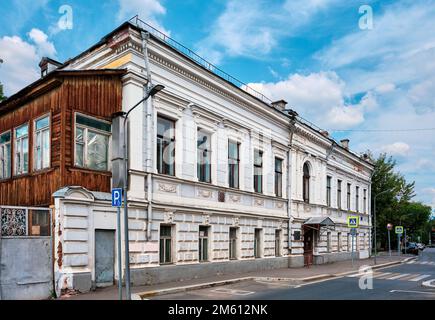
[69,166,112,176]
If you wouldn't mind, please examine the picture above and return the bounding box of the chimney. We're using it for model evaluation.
[39,57,62,78]
[340,139,350,150]
[271,99,288,111]
[320,130,329,138]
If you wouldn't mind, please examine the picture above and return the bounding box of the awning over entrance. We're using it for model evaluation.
[303,216,335,227]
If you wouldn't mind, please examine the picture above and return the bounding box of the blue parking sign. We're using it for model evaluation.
[112,188,123,207]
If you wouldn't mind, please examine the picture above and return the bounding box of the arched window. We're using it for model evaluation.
[303,163,310,203]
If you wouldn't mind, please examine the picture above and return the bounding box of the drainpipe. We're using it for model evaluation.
[287,111,298,257]
[141,31,154,241]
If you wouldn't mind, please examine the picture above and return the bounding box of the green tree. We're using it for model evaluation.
[369,153,427,250]
[0,82,6,102]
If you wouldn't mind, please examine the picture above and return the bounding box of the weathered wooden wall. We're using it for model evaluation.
[0,73,123,206]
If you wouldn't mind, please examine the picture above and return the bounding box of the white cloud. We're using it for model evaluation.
[196,0,337,63]
[28,28,57,57]
[117,0,169,35]
[247,71,374,129]
[379,142,411,157]
[408,78,435,113]
[0,29,57,96]
[375,83,395,94]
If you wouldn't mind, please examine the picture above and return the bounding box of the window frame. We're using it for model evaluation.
[274,157,283,197]
[275,229,282,257]
[326,176,332,207]
[74,112,111,172]
[0,130,12,180]
[156,115,176,176]
[254,228,262,258]
[229,227,238,260]
[363,189,367,213]
[13,122,29,176]
[197,128,212,183]
[253,149,263,193]
[228,140,240,189]
[159,224,173,265]
[356,186,360,212]
[198,226,210,262]
[337,179,342,209]
[303,163,310,203]
[33,113,51,172]
[347,183,351,210]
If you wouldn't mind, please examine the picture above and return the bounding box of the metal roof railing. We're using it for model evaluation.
[129,15,273,105]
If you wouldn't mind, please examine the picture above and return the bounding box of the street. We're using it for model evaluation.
[150,249,435,300]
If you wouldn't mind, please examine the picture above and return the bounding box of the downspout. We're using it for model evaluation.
[287,111,298,257]
[141,31,154,241]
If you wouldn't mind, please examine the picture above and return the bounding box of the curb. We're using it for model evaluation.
[134,257,415,299]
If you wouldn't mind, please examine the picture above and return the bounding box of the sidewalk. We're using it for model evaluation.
[60,254,413,300]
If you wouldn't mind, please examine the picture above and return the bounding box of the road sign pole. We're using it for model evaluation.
[397,233,401,256]
[117,206,122,300]
[388,229,391,258]
[404,228,407,254]
[351,234,354,267]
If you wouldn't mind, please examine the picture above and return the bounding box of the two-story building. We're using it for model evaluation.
[0,17,373,295]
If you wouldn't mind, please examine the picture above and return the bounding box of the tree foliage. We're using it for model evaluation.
[370,153,432,249]
[0,82,6,102]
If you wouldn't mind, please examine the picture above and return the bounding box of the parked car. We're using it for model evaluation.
[416,243,425,250]
[402,242,419,255]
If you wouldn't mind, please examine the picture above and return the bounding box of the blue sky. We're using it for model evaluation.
[1,0,435,209]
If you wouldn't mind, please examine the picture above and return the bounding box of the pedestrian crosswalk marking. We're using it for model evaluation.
[406,261,435,265]
[409,274,431,282]
[346,271,433,283]
[386,273,411,280]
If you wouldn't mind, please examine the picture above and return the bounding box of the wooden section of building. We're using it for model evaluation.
[0,69,125,206]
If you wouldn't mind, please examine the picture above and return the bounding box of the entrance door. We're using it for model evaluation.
[95,230,115,286]
[303,228,314,266]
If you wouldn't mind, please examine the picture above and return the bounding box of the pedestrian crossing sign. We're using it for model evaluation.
[395,226,403,234]
[347,216,359,228]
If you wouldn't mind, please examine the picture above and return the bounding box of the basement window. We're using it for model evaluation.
[75,113,111,171]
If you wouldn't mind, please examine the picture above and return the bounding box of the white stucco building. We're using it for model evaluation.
[49,18,373,293]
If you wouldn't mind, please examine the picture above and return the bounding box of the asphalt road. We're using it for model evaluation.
[152,249,435,300]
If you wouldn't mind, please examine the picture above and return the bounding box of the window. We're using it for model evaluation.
[326,176,332,207]
[0,131,11,179]
[337,232,342,252]
[34,115,50,171]
[229,227,238,260]
[14,124,29,175]
[363,189,367,213]
[197,130,211,183]
[157,116,175,175]
[275,229,282,257]
[337,180,342,209]
[303,163,310,203]
[199,226,209,262]
[327,232,331,252]
[274,158,283,197]
[159,225,172,264]
[294,230,301,241]
[253,149,263,193]
[30,210,50,236]
[347,183,351,210]
[75,114,110,171]
[356,186,360,212]
[228,141,239,188]
[254,228,262,258]
[347,233,352,251]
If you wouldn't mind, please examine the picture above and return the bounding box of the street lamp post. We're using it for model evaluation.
[122,83,164,300]
[373,189,393,265]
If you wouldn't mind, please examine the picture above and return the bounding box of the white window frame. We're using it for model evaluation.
[14,123,29,176]
[0,130,11,180]
[33,113,51,171]
[74,113,111,171]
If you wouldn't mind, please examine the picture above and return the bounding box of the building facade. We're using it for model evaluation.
[0,19,373,295]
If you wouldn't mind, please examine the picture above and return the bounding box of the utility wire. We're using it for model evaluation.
[328,128,435,132]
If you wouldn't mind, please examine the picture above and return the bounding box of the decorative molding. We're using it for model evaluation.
[197,188,212,199]
[233,216,239,226]
[164,211,174,223]
[202,214,210,225]
[158,183,177,193]
[275,201,285,209]
[228,194,241,203]
[254,198,265,207]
